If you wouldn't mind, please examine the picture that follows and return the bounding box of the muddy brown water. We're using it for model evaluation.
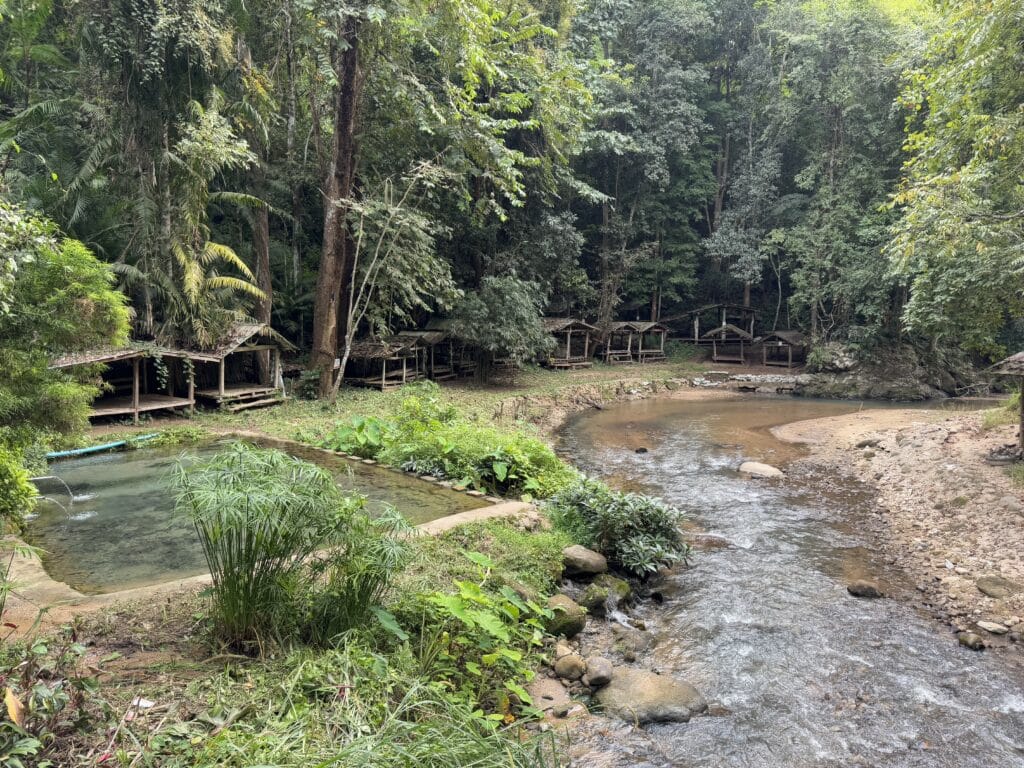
[558,396,1024,768]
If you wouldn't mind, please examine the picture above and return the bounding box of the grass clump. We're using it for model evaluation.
[317,382,577,498]
[546,477,689,577]
[982,391,1019,430]
[174,443,409,651]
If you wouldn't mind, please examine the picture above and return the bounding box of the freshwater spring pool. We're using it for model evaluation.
[27,440,487,594]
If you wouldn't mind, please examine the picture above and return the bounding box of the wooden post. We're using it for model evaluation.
[187,361,195,416]
[402,356,407,383]
[381,360,386,390]
[131,356,140,425]
[659,330,665,354]
[787,344,792,368]
[167,358,174,398]
[565,330,572,363]
[584,331,589,359]
[721,307,726,327]
[763,344,767,366]
[693,316,699,342]
[637,328,644,361]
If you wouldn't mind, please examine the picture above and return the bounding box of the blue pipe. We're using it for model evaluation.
[46,433,160,460]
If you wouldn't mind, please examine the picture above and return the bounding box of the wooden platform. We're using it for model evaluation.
[549,357,593,370]
[90,395,194,419]
[196,385,278,403]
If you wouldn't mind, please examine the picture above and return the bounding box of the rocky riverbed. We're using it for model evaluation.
[775,408,1024,649]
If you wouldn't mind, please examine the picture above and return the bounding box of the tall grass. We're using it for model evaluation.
[173,443,359,650]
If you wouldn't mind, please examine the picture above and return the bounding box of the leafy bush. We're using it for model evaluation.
[320,415,392,458]
[316,383,576,498]
[546,478,689,577]
[0,624,99,767]
[174,443,408,651]
[0,447,36,530]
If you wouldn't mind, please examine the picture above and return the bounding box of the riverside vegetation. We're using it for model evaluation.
[0,385,688,766]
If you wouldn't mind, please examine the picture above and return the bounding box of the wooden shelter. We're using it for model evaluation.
[702,323,753,364]
[543,318,596,369]
[604,321,669,364]
[50,346,196,424]
[392,329,464,381]
[344,338,422,390]
[424,319,478,378]
[666,303,757,343]
[990,352,1024,455]
[190,323,294,412]
[760,330,807,368]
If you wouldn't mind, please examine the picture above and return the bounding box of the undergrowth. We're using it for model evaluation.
[982,391,1019,430]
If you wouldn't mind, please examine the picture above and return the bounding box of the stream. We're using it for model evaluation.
[558,396,1024,767]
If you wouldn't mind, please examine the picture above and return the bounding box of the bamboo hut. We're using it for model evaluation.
[424,320,477,378]
[50,345,197,424]
[603,322,637,364]
[392,329,460,381]
[702,323,753,363]
[543,318,596,369]
[344,338,421,390]
[760,330,807,368]
[990,352,1024,456]
[190,323,294,411]
[631,321,669,363]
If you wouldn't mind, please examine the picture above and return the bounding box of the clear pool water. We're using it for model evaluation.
[28,440,486,594]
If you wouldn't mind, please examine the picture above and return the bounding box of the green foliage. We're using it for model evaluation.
[0,624,100,767]
[174,443,408,651]
[546,477,689,577]
[0,446,35,529]
[316,383,576,498]
[886,0,1024,353]
[982,392,1020,431]
[449,277,555,378]
[320,415,391,459]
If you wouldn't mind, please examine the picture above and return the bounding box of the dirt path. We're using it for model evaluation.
[775,409,1024,644]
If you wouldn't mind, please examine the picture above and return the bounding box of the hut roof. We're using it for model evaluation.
[991,352,1024,376]
[761,330,807,347]
[609,320,668,333]
[668,303,758,319]
[50,342,195,369]
[348,338,417,360]
[701,323,754,341]
[543,317,597,333]
[392,329,448,347]
[191,322,295,361]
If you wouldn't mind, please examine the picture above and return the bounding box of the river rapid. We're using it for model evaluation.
[557,396,1024,768]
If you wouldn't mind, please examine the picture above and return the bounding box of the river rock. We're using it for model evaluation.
[553,653,586,681]
[847,580,883,598]
[958,632,985,650]
[562,545,608,578]
[583,656,613,688]
[738,461,784,479]
[580,574,632,616]
[595,667,707,724]
[579,583,611,616]
[975,575,1023,599]
[546,594,587,638]
[977,621,1009,635]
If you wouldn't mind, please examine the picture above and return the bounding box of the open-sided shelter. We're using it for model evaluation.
[666,303,757,343]
[50,345,197,424]
[190,323,294,412]
[760,330,807,368]
[543,318,596,369]
[344,338,422,390]
[702,323,753,363]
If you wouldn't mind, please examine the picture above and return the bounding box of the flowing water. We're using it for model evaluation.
[28,440,486,595]
[559,397,1024,768]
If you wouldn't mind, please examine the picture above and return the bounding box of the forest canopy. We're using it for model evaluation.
[0,0,1020,394]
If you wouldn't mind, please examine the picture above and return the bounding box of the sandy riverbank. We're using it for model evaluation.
[775,408,1024,646]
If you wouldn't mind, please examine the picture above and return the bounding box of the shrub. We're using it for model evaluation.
[982,391,1019,430]
[174,443,407,651]
[320,415,392,458]
[545,477,689,577]
[0,447,36,530]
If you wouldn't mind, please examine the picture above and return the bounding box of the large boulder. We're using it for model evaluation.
[738,461,784,479]
[546,594,587,638]
[595,667,707,724]
[553,653,586,681]
[562,545,608,578]
[583,656,613,688]
[847,580,883,599]
[976,575,1023,600]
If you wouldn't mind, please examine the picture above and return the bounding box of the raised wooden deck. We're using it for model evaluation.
[90,395,194,419]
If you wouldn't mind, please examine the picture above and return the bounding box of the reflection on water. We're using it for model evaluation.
[560,397,1024,768]
[28,440,485,595]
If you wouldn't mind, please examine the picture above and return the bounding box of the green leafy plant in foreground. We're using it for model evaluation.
[0,446,35,530]
[319,415,391,458]
[546,477,689,577]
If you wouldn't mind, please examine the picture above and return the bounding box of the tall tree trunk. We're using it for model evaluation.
[253,201,273,384]
[311,18,362,398]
